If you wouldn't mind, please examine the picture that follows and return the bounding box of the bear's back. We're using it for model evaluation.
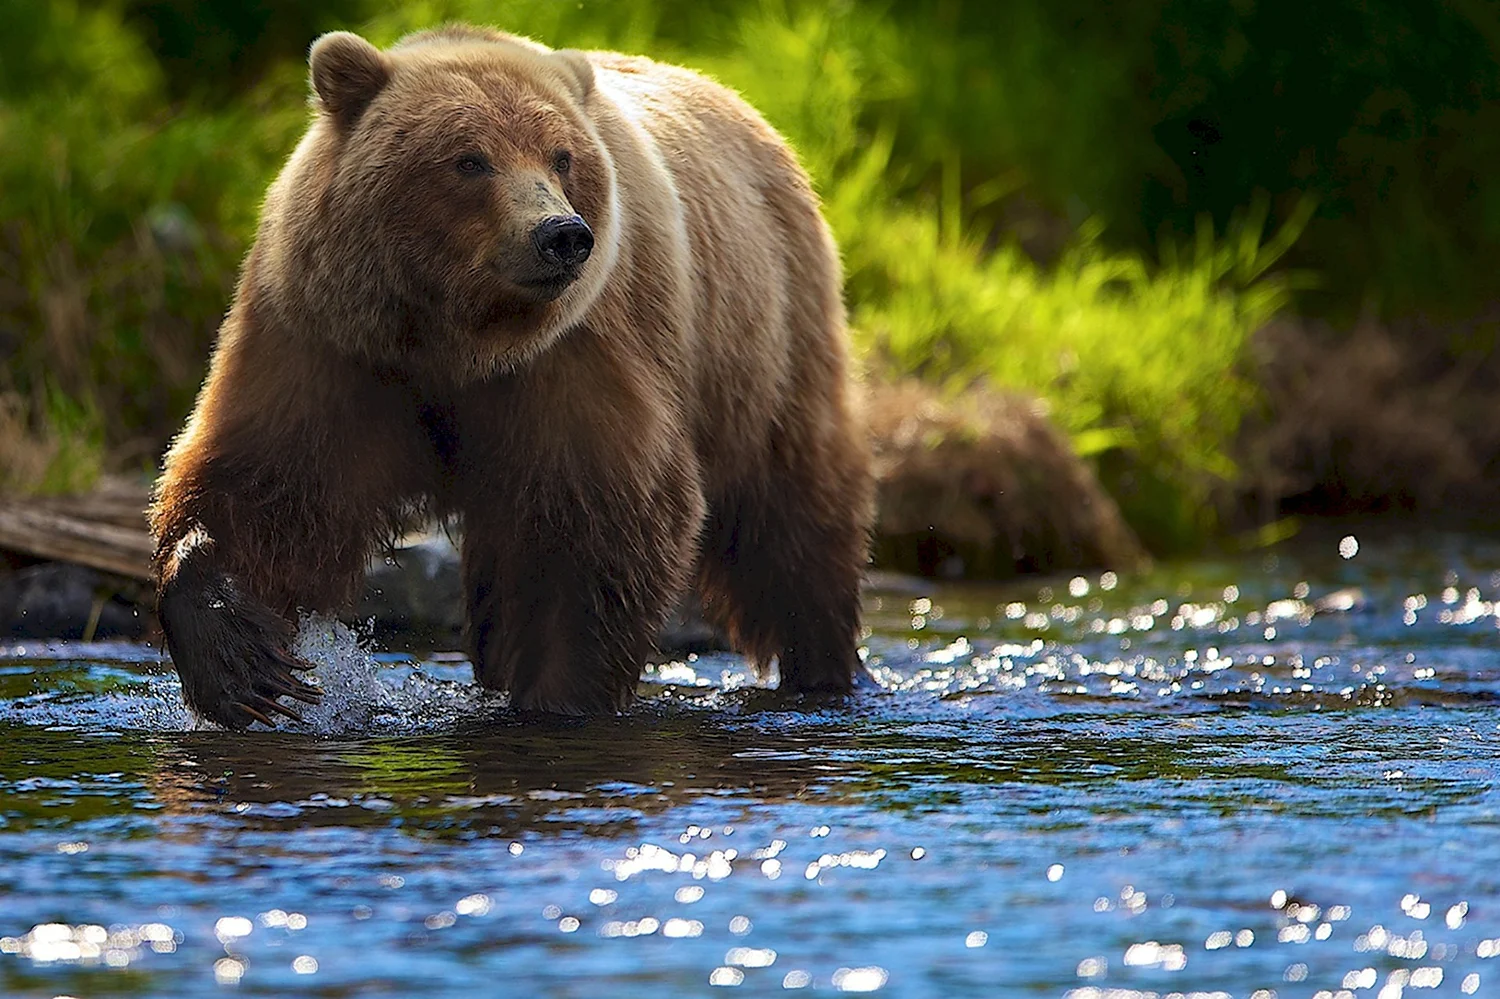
[587,51,843,485]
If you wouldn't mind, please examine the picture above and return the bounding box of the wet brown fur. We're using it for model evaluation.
[150,26,873,728]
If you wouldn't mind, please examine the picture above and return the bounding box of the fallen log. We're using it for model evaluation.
[0,480,153,581]
[33,476,154,531]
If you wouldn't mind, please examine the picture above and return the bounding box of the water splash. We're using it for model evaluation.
[0,616,501,734]
[287,615,401,733]
[285,614,500,735]
[0,641,192,731]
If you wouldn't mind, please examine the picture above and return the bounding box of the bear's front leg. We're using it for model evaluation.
[462,458,704,714]
[151,321,431,729]
[156,530,323,728]
[460,406,705,715]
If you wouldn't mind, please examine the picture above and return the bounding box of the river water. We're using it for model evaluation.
[2,525,1499,998]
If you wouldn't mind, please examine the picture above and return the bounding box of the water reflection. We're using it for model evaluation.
[4,527,1500,996]
[0,697,1493,848]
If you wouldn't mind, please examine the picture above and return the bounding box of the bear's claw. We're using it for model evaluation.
[224,654,322,728]
[158,564,326,730]
[235,691,311,727]
[235,701,275,726]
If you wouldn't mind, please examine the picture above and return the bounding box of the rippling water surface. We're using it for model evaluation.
[4,526,1500,998]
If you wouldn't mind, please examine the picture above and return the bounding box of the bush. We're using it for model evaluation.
[0,0,308,493]
[2,0,1309,552]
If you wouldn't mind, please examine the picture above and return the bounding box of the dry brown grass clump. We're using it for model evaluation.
[0,394,58,493]
[0,392,107,496]
[866,379,1146,578]
[1243,316,1500,514]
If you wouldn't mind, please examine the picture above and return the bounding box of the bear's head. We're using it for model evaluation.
[258,28,620,380]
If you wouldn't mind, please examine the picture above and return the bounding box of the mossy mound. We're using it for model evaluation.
[868,380,1146,579]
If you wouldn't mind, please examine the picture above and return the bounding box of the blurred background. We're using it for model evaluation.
[4,0,1500,569]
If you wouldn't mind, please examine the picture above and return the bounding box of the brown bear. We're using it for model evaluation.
[149,25,873,728]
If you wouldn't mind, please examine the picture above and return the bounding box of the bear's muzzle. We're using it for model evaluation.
[531,214,594,271]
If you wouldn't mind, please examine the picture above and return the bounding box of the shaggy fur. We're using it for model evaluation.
[150,26,873,728]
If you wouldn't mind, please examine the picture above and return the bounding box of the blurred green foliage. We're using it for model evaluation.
[1,0,1494,550]
[0,0,311,492]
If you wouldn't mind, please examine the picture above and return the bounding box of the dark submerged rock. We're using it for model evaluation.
[0,562,148,639]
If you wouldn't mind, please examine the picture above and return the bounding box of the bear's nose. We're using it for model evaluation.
[531,215,594,270]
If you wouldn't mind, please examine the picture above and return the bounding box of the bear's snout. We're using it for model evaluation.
[531,214,594,272]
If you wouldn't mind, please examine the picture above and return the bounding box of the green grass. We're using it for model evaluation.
[844,199,1311,550]
[1,0,1316,550]
[0,0,307,493]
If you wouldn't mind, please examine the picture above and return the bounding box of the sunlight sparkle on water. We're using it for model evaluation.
[1067,992,1231,999]
[831,966,889,992]
[0,922,179,967]
[1076,957,1106,978]
[599,917,660,938]
[213,917,252,942]
[212,958,245,984]
[456,893,492,916]
[709,966,744,986]
[1122,941,1186,970]
[8,531,1500,997]
[725,946,777,967]
[257,908,307,930]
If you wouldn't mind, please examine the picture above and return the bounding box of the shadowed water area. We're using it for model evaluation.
[3,527,1500,997]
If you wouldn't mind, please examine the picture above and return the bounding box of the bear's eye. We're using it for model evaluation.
[552,150,573,175]
[455,153,491,176]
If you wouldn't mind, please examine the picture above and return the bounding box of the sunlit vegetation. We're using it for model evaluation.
[3,0,1495,549]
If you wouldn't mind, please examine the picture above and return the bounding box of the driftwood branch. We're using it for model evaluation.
[0,479,153,581]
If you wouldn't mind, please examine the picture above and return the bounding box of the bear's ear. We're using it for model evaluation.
[552,49,595,101]
[310,31,391,128]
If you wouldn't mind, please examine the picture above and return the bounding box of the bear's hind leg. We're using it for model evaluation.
[698,433,873,695]
[465,535,650,714]
[455,327,708,715]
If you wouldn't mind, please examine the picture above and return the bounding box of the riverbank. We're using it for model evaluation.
[0,377,1148,640]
